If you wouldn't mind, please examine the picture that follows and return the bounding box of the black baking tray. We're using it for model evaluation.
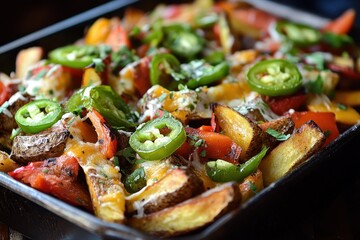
[1,0,360,239]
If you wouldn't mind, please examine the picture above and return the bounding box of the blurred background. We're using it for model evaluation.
[271,0,360,24]
[0,0,108,46]
[0,0,359,46]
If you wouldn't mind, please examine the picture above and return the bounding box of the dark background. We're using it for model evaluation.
[1,1,360,239]
[1,0,360,46]
[0,0,110,46]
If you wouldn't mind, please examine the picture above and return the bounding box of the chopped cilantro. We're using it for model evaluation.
[233,105,249,115]
[306,74,323,94]
[159,93,168,102]
[305,52,327,70]
[34,69,47,80]
[10,128,22,140]
[248,181,258,193]
[18,85,26,93]
[193,139,205,147]
[323,130,331,138]
[200,149,207,157]
[266,128,290,141]
[130,26,141,37]
[187,103,195,111]
[111,46,139,74]
[93,58,105,72]
[337,103,347,110]
[178,84,188,91]
[113,156,120,168]
[0,101,10,114]
[117,147,137,164]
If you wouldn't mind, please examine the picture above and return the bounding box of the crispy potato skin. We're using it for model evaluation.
[213,103,265,161]
[0,93,31,134]
[259,120,325,186]
[10,124,70,165]
[259,116,295,134]
[128,182,241,237]
[259,116,295,150]
[126,167,205,216]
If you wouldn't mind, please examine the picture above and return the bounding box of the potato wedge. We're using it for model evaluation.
[239,169,264,203]
[213,103,264,161]
[259,116,295,150]
[0,151,20,172]
[11,123,70,165]
[0,93,31,134]
[65,139,126,223]
[259,116,295,134]
[16,47,43,79]
[128,182,241,237]
[259,120,326,186]
[126,167,205,216]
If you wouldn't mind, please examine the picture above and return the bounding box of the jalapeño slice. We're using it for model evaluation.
[129,116,186,161]
[65,85,136,129]
[246,59,302,97]
[275,21,322,46]
[205,146,268,183]
[185,60,229,89]
[150,53,181,90]
[15,99,63,134]
[48,45,100,69]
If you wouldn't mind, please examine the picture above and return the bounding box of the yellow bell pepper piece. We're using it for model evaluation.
[334,90,360,106]
[308,101,360,125]
[85,17,111,45]
[82,68,102,87]
[206,81,252,103]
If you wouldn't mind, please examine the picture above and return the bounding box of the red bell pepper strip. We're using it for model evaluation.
[9,155,92,211]
[322,8,356,35]
[162,5,182,19]
[327,63,360,81]
[197,125,214,132]
[289,111,340,147]
[176,127,242,164]
[262,91,307,116]
[232,7,278,32]
[98,55,112,85]
[105,21,131,51]
[87,110,118,159]
[0,81,9,106]
[211,112,220,132]
[133,56,152,96]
